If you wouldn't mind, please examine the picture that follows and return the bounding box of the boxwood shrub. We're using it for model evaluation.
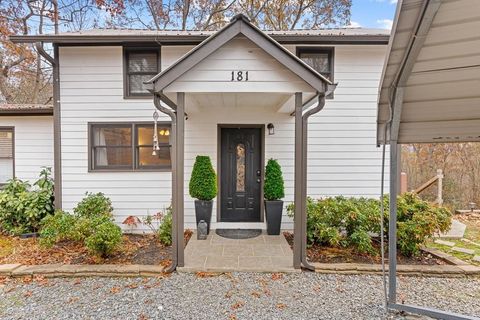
[189,155,217,201]
[264,159,285,201]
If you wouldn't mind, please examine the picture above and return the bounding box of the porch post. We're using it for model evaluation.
[177,92,185,267]
[388,139,398,304]
[293,92,303,269]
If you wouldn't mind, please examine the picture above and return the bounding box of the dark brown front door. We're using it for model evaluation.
[220,127,262,222]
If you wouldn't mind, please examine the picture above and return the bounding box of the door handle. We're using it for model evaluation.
[256,170,261,177]
[256,178,261,183]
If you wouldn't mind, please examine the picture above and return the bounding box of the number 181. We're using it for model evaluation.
[231,71,249,81]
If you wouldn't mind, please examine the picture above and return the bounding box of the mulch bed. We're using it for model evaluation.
[0,230,193,266]
[283,232,446,265]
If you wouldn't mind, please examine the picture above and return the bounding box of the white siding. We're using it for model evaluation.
[58,43,388,231]
[0,116,54,183]
[59,46,172,229]
[165,36,314,93]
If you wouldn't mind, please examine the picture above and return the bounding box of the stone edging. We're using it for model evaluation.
[1,262,479,278]
[0,264,166,278]
[312,262,480,277]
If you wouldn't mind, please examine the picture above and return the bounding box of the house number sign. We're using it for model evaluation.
[231,71,249,81]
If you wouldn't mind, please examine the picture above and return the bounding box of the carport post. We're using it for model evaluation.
[388,139,398,304]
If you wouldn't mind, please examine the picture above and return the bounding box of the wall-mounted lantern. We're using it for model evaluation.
[267,123,275,135]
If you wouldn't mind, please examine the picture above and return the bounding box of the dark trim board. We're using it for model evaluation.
[216,124,265,223]
[9,35,389,46]
[0,110,53,116]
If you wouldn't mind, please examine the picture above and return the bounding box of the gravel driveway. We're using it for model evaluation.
[0,272,478,320]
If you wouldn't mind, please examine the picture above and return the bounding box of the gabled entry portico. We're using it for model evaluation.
[146,14,335,272]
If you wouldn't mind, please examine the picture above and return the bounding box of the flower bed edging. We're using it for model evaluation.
[312,262,480,277]
[0,264,166,278]
[1,262,480,278]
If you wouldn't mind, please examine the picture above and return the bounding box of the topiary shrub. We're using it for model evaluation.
[0,168,54,235]
[264,159,285,201]
[189,156,217,201]
[73,192,113,218]
[85,220,122,257]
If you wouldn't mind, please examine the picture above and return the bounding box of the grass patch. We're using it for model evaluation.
[0,235,14,258]
[426,238,480,266]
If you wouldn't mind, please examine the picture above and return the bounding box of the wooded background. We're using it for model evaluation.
[1,0,477,211]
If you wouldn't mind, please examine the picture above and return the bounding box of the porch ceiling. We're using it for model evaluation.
[164,92,317,114]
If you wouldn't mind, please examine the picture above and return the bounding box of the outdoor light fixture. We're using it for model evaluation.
[267,123,275,135]
[152,110,160,156]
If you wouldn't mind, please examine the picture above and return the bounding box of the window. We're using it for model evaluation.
[0,127,14,184]
[124,48,160,98]
[90,123,171,171]
[298,47,334,98]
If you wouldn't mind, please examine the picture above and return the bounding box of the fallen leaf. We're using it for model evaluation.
[195,271,221,278]
[271,273,283,281]
[110,286,121,294]
[68,297,79,304]
[276,303,287,310]
[251,291,261,298]
[73,279,82,285]
[24,290,32,297]
[228,315,237,320]
[126,283,138,289]
[231,301,245,310]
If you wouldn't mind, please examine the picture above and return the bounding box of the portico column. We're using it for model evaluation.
[177,92,185,267]
[293,92,303,269]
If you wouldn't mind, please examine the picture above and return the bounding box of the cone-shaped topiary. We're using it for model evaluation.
[264,159,285,201]
[189,155,217,201]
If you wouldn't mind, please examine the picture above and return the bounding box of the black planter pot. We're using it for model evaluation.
[264,200,283,235]
[194,200,213,234]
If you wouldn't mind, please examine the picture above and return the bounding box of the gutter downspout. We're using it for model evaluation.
[35,42,62,209]
[153,94,178,273]
[300,93,327,271]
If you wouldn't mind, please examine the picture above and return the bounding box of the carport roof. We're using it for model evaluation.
[377,0,480,144]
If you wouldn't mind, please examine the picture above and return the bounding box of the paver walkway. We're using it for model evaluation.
[438,219,466,238]
[179,231,297,273]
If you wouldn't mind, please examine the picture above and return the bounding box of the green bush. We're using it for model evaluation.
[39,192,123,257]
[85,221,122,257]
[264,159,285,201]
[395,193,451,256]
[158,209,173,246]
[39,210,76,247]
[70,215,113,242]
[73,192,113,218]
[287,193,452,256]
[0,168,54,235]
[189,156,217,201]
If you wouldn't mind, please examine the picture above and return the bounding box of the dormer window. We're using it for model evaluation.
[124,47,160,98]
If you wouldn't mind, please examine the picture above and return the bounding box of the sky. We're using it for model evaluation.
[349,0,398,29]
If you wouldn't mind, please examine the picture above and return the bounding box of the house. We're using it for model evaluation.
[5,15,389,238]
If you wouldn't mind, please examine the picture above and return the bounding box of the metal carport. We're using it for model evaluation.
[377,0,480,319]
